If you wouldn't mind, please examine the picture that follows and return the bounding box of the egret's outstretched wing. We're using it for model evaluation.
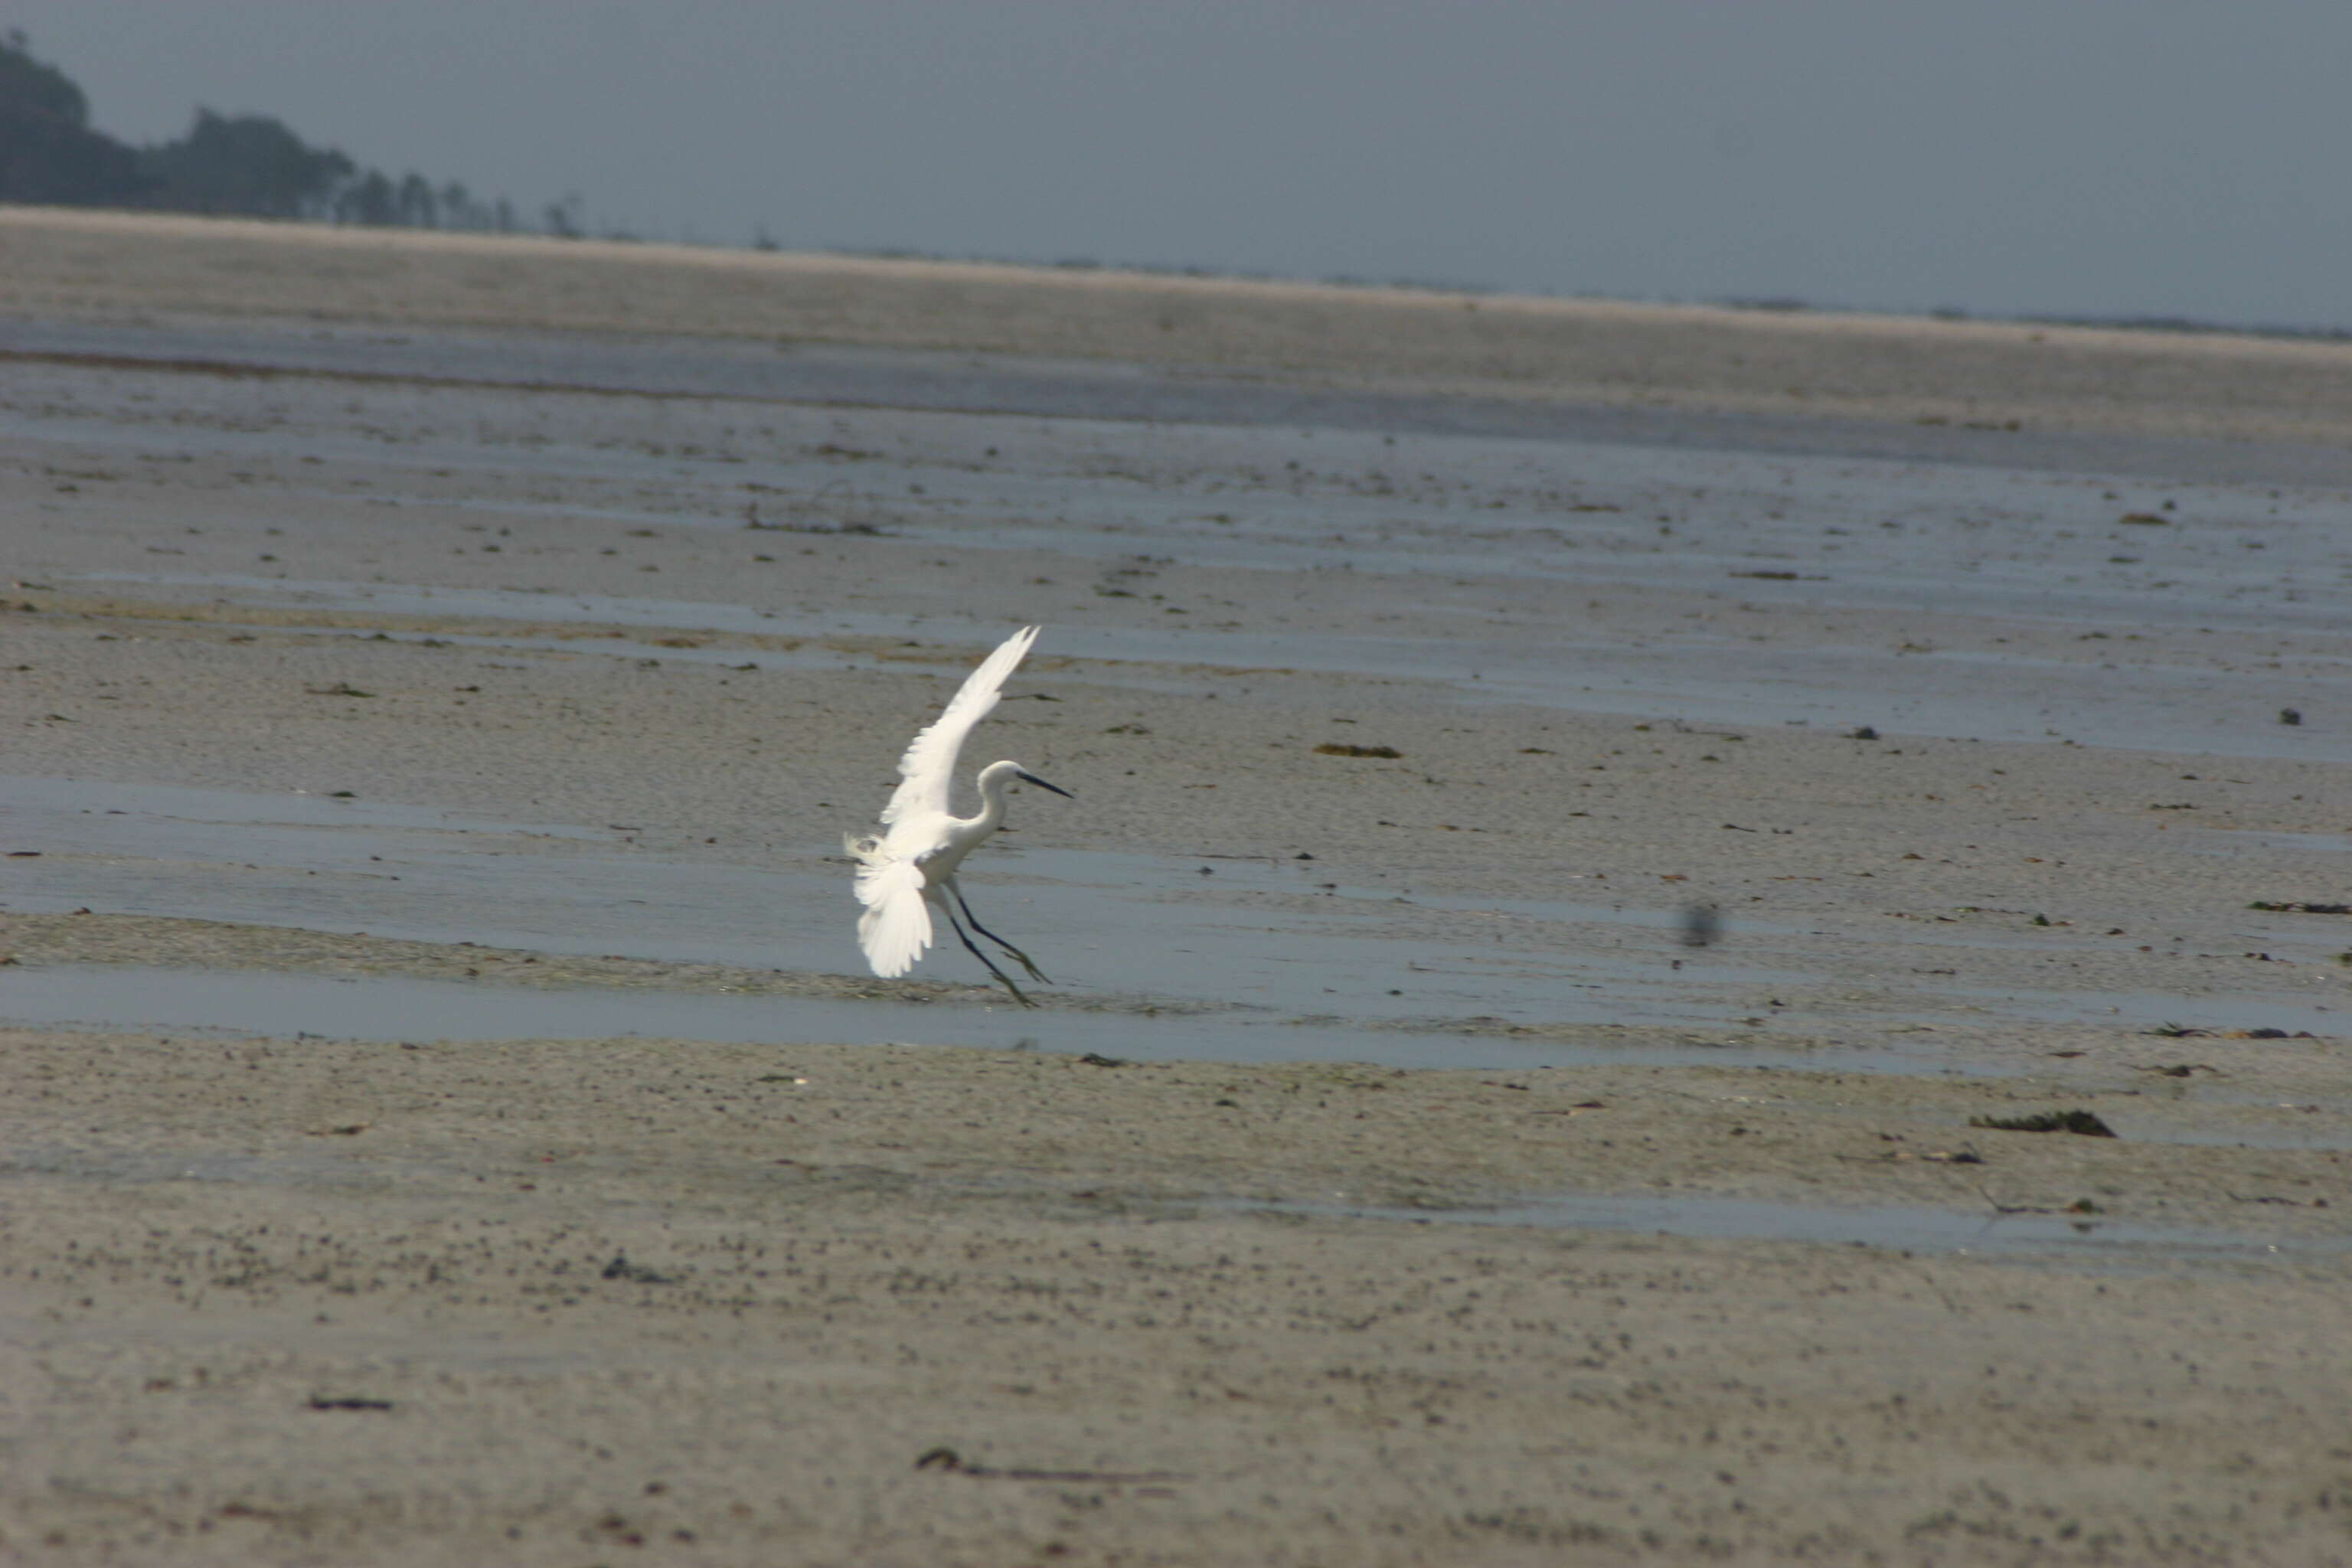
[879,626,1040,828]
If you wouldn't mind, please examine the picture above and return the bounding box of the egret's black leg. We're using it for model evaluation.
[940,897,1035,1007]
[951,882,1051,984]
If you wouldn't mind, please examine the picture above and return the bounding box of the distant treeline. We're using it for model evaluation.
[0,31,571,234]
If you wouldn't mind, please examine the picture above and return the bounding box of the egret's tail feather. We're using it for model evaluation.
[858,887,933,978]
[853,857,933,977]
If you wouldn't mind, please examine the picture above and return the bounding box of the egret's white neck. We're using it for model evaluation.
[965,760,1025,828]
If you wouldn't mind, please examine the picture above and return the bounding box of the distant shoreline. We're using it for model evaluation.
[6,203,2352,449]
[11,201,2347,346]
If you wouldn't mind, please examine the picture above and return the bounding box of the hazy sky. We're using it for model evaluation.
[13,2,2350,329]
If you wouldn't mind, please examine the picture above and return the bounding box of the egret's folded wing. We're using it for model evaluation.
[880,626,1039,826]
[854,858,933,977]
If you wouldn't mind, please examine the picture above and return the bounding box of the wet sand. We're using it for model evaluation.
[4,207,2352,1564]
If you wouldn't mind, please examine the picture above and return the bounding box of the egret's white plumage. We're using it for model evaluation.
[847,625,1070,1003]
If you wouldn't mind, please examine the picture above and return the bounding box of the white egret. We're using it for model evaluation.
[846,625,1072,1004]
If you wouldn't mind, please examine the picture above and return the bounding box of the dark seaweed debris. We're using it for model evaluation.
[1968,1110,2118,1138]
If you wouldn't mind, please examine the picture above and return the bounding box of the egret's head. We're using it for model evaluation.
[981,759,1073,799]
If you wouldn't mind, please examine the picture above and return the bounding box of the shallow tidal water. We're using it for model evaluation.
[8,773,2342,1052]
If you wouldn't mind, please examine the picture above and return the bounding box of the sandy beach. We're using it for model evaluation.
[4,206,2352,1564]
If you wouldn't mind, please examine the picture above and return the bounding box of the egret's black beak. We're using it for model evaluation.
[1015,770,1073,799]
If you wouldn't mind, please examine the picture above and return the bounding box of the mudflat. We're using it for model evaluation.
[3,207,2350,1565]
